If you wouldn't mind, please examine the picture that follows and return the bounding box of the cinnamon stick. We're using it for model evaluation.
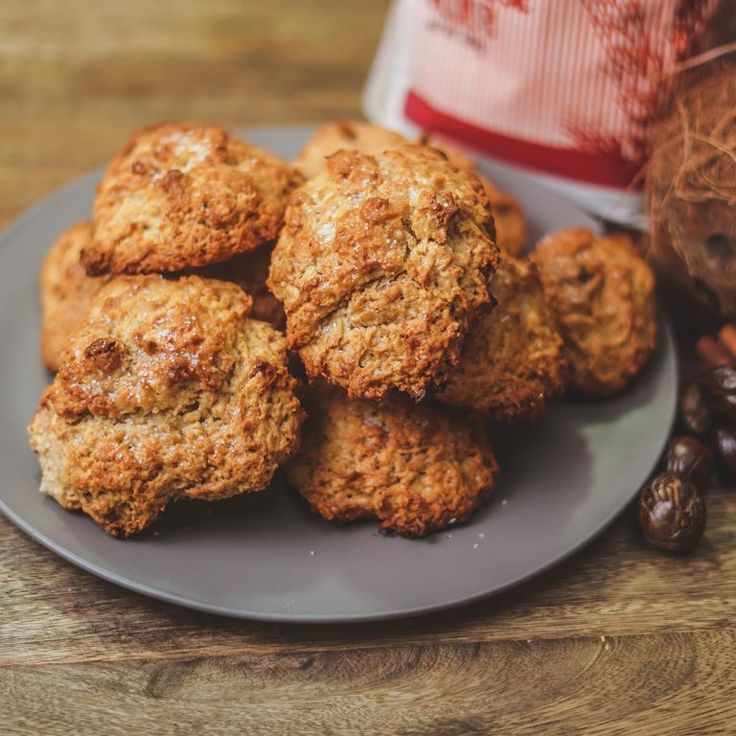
[717,324,736,361]
[696,335,732,370]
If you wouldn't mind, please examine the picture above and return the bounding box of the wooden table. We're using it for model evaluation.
[1,2,734,733]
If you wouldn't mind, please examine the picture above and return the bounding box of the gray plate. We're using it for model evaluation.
[0,126,677,623]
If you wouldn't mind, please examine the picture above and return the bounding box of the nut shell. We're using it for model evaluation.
[679,381,713,436]
[704,365,736,422]
[663,435,713,489]
[713,426,736,483]
[637,472,706,552]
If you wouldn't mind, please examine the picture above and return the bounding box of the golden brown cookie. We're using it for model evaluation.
[85,123,303,275]
[287,384,499,537]
[421,134,528,256]
[436,256,567,420]
[28,275,304,537]
[532,228,657,397]
[40,222,112,372]
[269,144,499,401]
[480,179,528,258]
[294,121,408,178]
[199,244,285,328]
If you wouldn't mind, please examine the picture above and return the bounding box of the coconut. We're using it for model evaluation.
[647,62,736,318]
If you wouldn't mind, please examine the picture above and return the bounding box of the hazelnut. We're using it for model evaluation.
[679,381,713,436]
[663,435,713,489]
[637,472,706,552]
[713,426,736,483]
[704,365,736,422]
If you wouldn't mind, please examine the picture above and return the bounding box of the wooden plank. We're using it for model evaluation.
[2,490,734,666]
[1,1,735,731]
[0,0,391,228]
[2,631,735,735]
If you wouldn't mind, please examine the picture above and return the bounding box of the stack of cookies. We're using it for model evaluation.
[28,121,658,539]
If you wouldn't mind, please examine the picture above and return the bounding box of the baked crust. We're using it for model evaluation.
[40,222,112,371]
[294,121,408,178]
[532,228,657,397]
[41,223,284,372]
[28,275,304,537]
[269,144,499,400]
[286,384,499,537]
[436,256,567,420]
[480,178,528,257]
[84,122,303,274]
[198,243,285,328]
[421,134,528,257]
[298,126,526,256]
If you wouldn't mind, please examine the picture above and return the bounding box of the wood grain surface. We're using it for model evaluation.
[1,2,735,734]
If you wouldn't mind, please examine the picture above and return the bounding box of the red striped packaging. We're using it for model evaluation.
[364,0,725,225]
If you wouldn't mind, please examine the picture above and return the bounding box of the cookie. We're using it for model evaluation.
[422,134,528,256]
[199,243,285,328]
[294,121,408,178]
[480,179,528,257]
[436,255,567,420]
[269,144,499,400]
[286,383,499,537]
[40,222,112,372]
[532,228,657,396]
[84,122,303,274]
[28,275,304,537]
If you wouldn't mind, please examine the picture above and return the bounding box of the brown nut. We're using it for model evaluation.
[679,381,713,437]
[663,435,714,489]
[704,365,736,422]
[713,426,736,484]
[637,472,706,552]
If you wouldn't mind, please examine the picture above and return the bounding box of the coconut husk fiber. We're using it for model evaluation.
[647,62,736,318]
